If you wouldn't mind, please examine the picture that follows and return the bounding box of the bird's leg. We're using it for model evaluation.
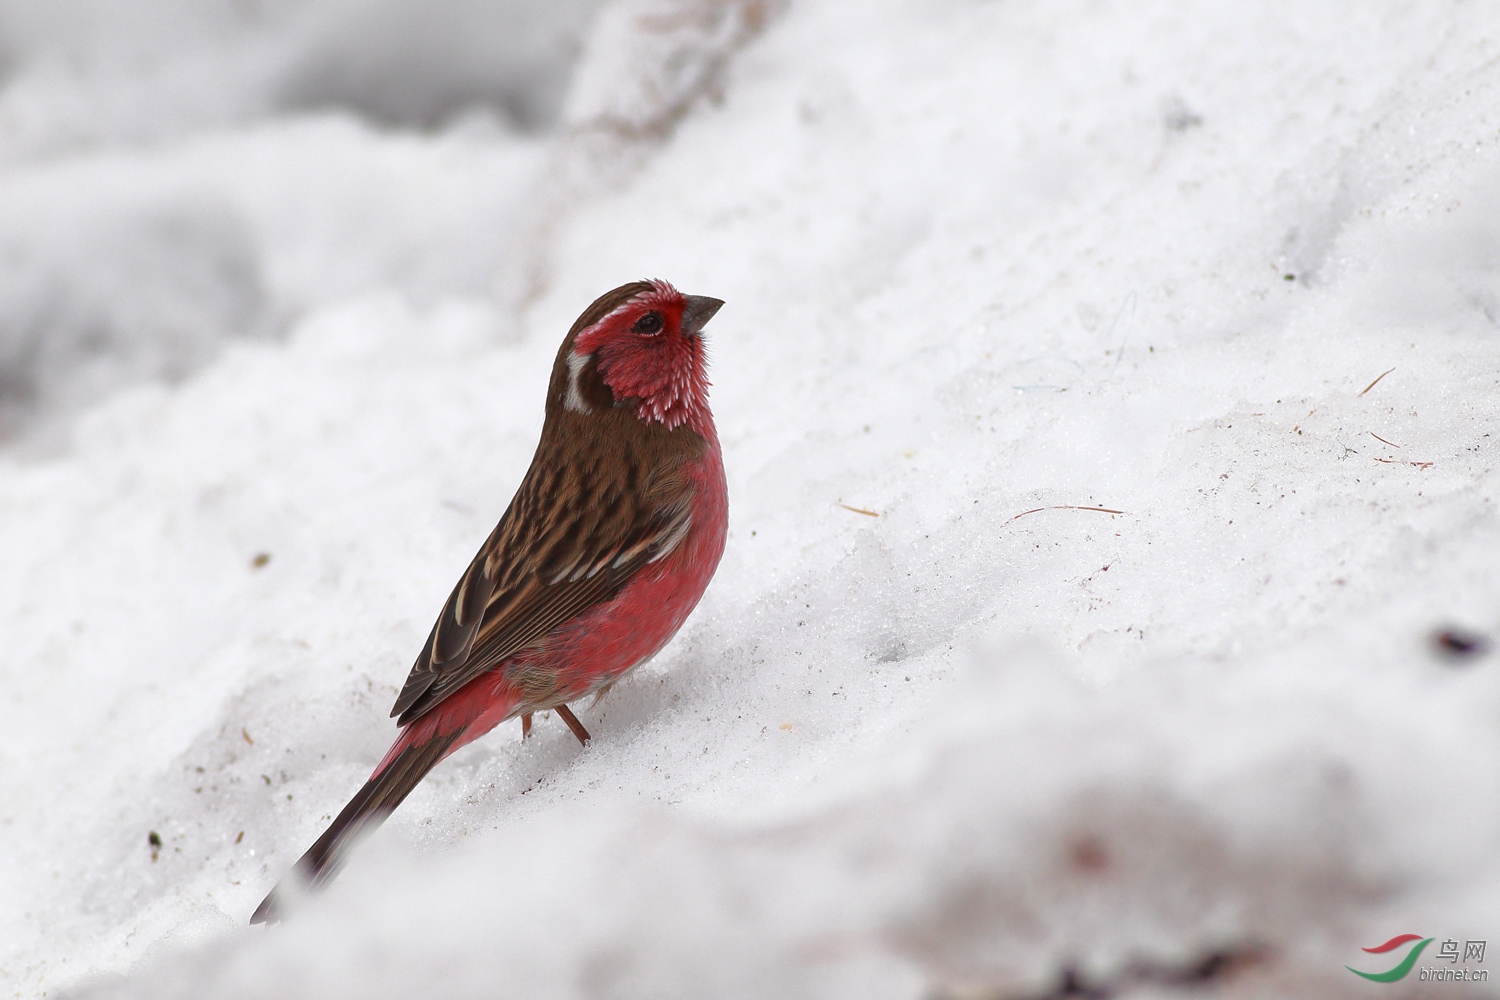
[554,704,591,746]
[521,713,533,739]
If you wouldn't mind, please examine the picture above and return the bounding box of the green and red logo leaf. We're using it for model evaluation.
[1347,935,1434,982]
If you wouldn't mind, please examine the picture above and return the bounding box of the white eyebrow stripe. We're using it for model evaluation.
[564,350,592,413]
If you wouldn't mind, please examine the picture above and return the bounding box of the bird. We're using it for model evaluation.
[251,280,728,924]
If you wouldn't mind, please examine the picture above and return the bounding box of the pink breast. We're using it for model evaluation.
[541,439,728,699]
[387,439,727,761]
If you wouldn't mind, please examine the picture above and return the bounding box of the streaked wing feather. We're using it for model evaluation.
[390,465,694,727]
[403,563,628,718]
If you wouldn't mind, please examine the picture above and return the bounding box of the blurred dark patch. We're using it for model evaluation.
[0,196,267,442]
[929,944,1270,999]
[1065,834,1110,875]
[1433,626,1489,662]
[1161,95,1203,133]
[275,0,603,131]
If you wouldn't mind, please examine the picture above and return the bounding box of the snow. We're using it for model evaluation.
[0,0,1497,997]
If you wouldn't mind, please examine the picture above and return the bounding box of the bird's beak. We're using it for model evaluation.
[680,295,725,338]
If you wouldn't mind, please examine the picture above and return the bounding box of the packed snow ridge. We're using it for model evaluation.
[0,1,1495,998]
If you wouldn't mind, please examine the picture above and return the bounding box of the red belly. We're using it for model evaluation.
[381,443,727,768]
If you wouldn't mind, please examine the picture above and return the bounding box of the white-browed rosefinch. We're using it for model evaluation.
[252,280,727,923]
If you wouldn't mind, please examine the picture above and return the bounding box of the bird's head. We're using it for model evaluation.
[553,279,724,433]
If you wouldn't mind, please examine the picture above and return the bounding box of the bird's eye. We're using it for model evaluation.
[632,311,664,335]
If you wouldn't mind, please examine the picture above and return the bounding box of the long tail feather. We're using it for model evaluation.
[250,730,460,924]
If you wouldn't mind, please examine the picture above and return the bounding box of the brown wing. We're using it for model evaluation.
[390,415,703,728]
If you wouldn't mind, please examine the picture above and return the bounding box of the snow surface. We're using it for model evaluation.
[0,0,1497,997]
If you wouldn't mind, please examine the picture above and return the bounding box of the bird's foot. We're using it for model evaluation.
[521,713,533,739]
[555,704,591,746]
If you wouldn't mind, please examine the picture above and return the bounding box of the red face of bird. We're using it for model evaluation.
[566,279,724,433]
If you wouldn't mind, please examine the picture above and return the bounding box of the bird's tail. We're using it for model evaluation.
[250,729,460,924]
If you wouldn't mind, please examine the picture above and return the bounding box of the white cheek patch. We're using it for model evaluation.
[564,349,592,414]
